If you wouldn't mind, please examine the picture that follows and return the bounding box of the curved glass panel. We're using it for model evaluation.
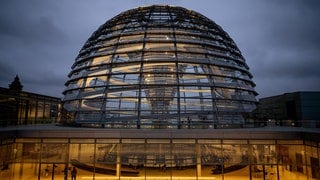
[63,5,258,128]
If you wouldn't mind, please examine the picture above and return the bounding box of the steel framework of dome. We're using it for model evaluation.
[62,5,257,129]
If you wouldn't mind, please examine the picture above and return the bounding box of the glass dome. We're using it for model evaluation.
[62,5,257,129]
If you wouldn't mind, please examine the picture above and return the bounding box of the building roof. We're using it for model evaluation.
[1,124,319,142]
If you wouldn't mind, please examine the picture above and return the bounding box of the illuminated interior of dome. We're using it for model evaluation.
[63,5,257,128]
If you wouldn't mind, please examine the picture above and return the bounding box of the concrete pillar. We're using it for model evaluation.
[116,144,121,177]
[196,144,201,177]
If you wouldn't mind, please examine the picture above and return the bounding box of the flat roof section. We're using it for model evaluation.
[0,125,319,142]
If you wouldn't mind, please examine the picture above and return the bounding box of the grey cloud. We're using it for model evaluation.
[22,70,66,97]
[0,0,319,99]
[227,0,320,97]
[251,49,320,78]
[0,14,66,45]
[255,75,320,98]
[263,2,320,51]
[0,61,16,87]
[0,1,66,45]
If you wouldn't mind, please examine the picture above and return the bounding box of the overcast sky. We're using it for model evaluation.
[0,0,319,99]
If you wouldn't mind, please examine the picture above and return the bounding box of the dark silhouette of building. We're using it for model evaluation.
[254,91,320,128]
[0,86,61,126]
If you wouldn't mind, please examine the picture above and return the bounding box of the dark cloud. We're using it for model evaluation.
[225,0,320,97]
[0,0,319,99]
[0,61,15,85]
[0,1,66,45]
[21,71,66,97]
[0,1,72,97]
[252,50,320,78]
[264,1,320,50]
